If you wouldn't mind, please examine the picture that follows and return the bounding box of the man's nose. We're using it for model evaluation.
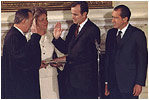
[72,15,75,19]
[44,19,48,24]
[112,18,114,23]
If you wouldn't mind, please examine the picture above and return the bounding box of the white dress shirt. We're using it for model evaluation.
[117,23,129,38]
[78,18,88,34]
[13,25,25,36]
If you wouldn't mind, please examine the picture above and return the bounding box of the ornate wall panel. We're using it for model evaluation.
[1,1,113,12]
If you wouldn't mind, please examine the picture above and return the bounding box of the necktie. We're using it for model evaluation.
[75,25,80,37]
[117,31,122,44]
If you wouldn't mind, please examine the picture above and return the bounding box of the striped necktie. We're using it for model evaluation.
[75,25,80,37]
[117,31,122,44]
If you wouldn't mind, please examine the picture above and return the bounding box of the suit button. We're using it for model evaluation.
[69,62,72,64]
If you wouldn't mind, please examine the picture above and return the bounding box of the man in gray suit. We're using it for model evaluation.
[104,5,148,99]
[51,1,100,99]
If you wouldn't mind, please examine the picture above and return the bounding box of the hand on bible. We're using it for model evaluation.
[40,61,48,69]
[50,62,63,68]
[50,56,66,67]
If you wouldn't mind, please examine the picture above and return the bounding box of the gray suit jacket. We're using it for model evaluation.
[53,19,100,98]
[105,24,148,93]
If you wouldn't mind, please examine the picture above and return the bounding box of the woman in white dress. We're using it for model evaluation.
[27,7,64,99]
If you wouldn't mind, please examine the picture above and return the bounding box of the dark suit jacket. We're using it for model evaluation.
[105,24,148,93]
[53,19,100,98]
[2,26,41,99]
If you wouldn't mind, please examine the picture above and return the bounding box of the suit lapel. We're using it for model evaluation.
[69,19,91,49]
[75,20,90,40]
[119,24,133,48]
[113,29,118,50]
[68,24,77,49]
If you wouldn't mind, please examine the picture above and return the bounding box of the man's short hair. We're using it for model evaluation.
[71,1,88,15]
[14,9,32,24]
[114,5,131,21]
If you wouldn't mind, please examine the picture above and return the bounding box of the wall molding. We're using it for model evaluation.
[1,18,148,52]
[1,1,113,12]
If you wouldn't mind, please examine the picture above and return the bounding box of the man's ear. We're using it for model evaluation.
[123,17,128,22]
[83,12,87,17]
[21,19,26,24]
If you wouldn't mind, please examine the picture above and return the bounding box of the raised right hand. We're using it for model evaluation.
[31,19,45,36]
[53,22,63,39]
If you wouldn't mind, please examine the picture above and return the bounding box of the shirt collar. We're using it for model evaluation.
[117,23,129,37]
[78,18,88,33]
[13,25,25,36]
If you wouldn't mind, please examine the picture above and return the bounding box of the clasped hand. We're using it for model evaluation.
[40,61,48,69]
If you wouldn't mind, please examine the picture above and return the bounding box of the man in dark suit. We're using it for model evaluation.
[104,5,148,99]
[51,1,100,99]
[2,9,43,99]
